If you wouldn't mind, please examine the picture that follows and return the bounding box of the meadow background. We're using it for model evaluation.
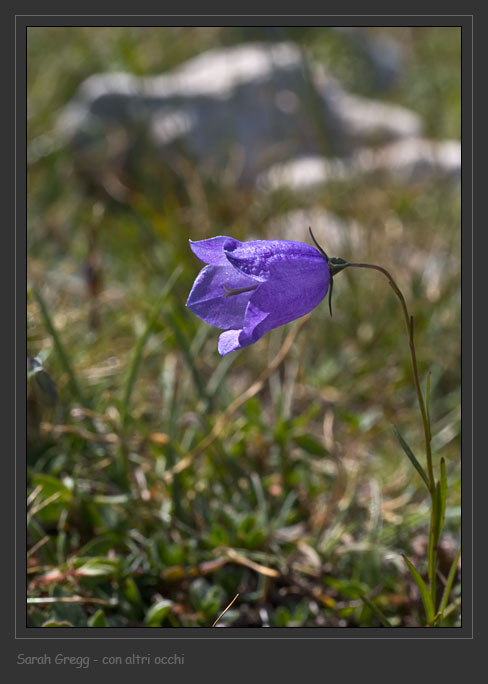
[27,26,461,628]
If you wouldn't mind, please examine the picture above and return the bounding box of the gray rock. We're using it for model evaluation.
[333,27,404,90]
[351,138,461,185]
[59,42,423,187]
[258,138,461,192]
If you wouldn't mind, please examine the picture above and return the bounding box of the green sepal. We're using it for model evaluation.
[328,257,350,276]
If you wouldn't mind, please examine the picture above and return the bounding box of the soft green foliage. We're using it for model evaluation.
[27,27,460,627]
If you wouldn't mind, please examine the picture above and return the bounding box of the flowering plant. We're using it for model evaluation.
[187,230,460,626]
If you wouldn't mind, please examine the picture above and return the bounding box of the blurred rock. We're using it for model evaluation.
[59,42,423,188]
[333,27,405,90]
[258,156,346,193]
[353,138,461,185]
[258,138,461,192]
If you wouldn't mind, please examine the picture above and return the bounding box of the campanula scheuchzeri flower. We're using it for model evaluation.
[186,236,331,356]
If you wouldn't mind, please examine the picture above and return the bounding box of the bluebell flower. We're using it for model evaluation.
[186,235,331,356]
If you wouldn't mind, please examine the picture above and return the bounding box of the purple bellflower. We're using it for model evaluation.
[186,234,333,356]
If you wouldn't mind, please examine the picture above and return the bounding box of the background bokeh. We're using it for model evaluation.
[27,26,461,628]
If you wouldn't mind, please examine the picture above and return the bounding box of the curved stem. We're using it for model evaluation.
[345,262,434,494]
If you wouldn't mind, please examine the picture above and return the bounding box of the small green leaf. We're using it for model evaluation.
[74,557,120,578]
[293,434,327,456]
[207,523,230,547]
[273,605,292,627]
[437,458,447,544]
[402,554,435,624]
[243,397,262,422]
[392,424,430,490]
[439,546,461,619]
[88,609,107,627]
[144,599,173,626]
[41,620,73,627]
[123,577,142,606]
[189,579,224,620]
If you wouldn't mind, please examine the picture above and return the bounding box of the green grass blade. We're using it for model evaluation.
[189,321,212,357]
[163,306,210,409]
[429,458,449,611]
[425,371,432,440]
[160,353,178,432]
[402,553,435,624]
[88,609,107,627]
[207,353,238,400]
[359,593,392,627]
[428,484,441,606]
[274,491,298,530]
[437,458,447,544]
[432,481,443,549]
[392,424,430,490]
[32,287,86,406]
[427,515,435,602]
[121,265,182,428]
[440,597,461,623]
[439,546,461,618]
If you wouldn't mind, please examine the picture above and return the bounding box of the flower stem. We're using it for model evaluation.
[345,262,434,494]
[344,260,442,617]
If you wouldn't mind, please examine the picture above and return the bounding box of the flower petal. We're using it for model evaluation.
[219,251,330,354]
[189,236,239,265]
[224,239,326,282]
[186,264,258,329]
[218,329,242,356]
[246,258,329,338]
